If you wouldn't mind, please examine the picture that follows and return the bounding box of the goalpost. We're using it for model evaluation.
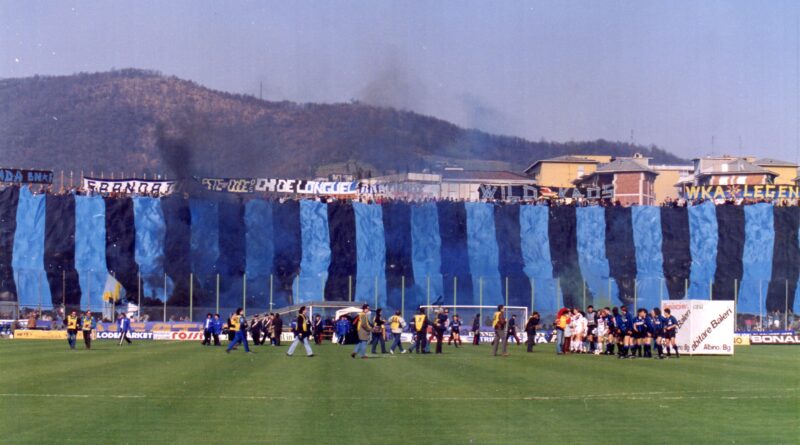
[419,305,529,336]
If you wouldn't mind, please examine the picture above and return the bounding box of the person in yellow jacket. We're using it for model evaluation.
[388,310,407,354]
[81,311,96,350]
[412,307,430,354]
[555,308,570,355]
[65,310,79,349]
[491,305,508,356]
[225,308,251,353]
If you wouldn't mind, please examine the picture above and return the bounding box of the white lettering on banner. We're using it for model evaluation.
[199,177,358,195]
[359,182,433,196]
[83,178,176,196]
[477,184,623,201]
[199,177,255,193]
[96,331,153,340]
[662,300,734,356]
[0,168,54,184]
[750,334,800,345]
[152,332,172,340]
[170,331,205,341]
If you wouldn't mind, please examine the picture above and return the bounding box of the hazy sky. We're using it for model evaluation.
[2,0,799,161]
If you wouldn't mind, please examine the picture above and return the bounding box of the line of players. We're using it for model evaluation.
[62,304,679,360]
[557,305,680,359]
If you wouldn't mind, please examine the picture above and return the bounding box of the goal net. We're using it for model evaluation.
[418,305,528,335]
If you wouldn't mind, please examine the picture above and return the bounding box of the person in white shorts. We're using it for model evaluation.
[595,308,609,355]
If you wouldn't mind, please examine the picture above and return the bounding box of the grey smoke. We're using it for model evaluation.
[459,93,518,137]
[155,113,210,179]
[357,52,426,111]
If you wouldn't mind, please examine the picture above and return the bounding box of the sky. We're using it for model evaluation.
[2,0,800,161]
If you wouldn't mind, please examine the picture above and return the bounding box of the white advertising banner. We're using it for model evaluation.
[661,300,734,355]
[82,177,177,196]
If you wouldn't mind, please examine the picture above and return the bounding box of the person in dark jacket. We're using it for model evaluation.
[472,313,481,345]
[202,313,214,346]
[525,312,540,352]
[434,308,448,354]
[263,314,274,345]
[287,306,314,357]
[370,308,388,354]
[506,314,521,345]
[312,314,324,345]
[250,316,263,346]
[272,315,283,346]
[212,314,222,346]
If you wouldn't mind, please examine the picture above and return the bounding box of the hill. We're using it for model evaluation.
[0,69,687,179]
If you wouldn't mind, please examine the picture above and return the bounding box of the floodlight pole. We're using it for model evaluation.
[453,276,457,309]
[189,273,193,322]
[163,273,167,323]
[530,278,535,312]
[401,275,405,318]
[505,276,509,308]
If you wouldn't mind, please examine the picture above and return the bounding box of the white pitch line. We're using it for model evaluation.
[0,388,795,402]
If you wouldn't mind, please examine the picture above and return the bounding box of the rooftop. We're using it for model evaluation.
[754,158,797,167]
[594,157,655,174]
[441,170,531,182]
[699,159,773,175]
[523,155,604,174]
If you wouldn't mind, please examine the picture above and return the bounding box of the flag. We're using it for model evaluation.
[102,274,124,302]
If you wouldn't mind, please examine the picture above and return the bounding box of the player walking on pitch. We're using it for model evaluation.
[287,306,314,357]
[225,308,251,353]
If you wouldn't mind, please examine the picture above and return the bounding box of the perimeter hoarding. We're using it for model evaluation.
[661,300,735,355]
[13,330,90,340]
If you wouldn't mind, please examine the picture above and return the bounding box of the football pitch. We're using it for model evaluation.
[0,341,797,445]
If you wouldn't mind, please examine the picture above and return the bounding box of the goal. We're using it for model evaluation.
[418,305,528,333]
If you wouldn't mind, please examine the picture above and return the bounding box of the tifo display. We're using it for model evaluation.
[0,186,797,320]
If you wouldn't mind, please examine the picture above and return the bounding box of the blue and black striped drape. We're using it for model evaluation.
[0,187,19,298]
[4,187,799,317]
[44,194,79,307]
[548,206,583,308]
[382,202,415,312]
[660,206,691,299]
[437,201,473,306]
[324,201,355,302]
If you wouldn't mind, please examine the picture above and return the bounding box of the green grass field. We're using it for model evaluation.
[0,340,797,445]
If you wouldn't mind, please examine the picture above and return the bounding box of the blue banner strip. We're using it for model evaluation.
[520,205,561,319]
[687,201,719,299]
[74,194,107,309]
[738,203,774,314]
[133,197,169,301]
[294,200,331,304]
[631,206,667,310]
[465,202,501,306]
[576,206,620,308]
[12,187,51,307]
[410,202,443,309]
[354,203,387,308]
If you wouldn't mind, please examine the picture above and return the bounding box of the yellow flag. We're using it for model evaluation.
[102,274,122,302]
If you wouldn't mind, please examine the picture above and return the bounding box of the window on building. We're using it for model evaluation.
[577,166,585,178]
